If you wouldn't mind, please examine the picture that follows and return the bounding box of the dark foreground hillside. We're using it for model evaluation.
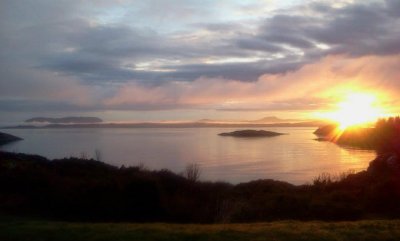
[1,151,400,223]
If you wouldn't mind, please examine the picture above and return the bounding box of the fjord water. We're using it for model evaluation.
[0,127,376,184]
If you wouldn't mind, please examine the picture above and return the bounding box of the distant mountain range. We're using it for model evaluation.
[4,121,326,129]
[251,116,300,123]
[0,116,326,129]
[196,116,302,123]
[25,117,103,124]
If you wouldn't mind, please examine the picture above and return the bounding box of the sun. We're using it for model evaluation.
[324,93,386,130]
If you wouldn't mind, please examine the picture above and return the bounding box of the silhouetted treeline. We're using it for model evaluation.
[314,117,400,151]
[375,117,400,154]
[1,151,400,223]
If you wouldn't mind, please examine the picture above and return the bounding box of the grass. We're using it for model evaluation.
[1,217,400,241]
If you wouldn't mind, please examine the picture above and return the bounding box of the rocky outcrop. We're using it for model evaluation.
[219,130,285,137]
[0,132,22,145]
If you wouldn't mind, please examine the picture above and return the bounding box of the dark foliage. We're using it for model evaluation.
[314,117,400,151]
[374,117,400,155]
[1,149,400,223]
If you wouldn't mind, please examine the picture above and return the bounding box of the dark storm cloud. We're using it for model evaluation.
[155,57,306,82]
[305,4,391,54]
[30,19,302,83]
[32,0,399,84]
[39,54,152,82]
[235,38,285,52]
[316,1,399,56]
[23,20,264,83]
[262,34,314,49]
[386,0,400,17]
[252,1,400,59]
[3,1,400,83]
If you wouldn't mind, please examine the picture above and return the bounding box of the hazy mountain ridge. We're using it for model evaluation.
[25,117,103,124]
[196,116,302,123]
[0,116,327,129]
[4,120,326,129]
[252,116,300,123]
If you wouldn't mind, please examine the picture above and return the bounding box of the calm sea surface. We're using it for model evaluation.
[0,127,376,184]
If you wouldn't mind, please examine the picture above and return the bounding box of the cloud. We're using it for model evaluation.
[28,0,400,84]
[99,54,400,112]
[0,0,400,117]
[1,54,399,115]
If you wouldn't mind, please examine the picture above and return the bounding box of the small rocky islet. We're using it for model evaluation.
[218,129,285,137]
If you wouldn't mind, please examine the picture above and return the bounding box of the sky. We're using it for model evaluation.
[0,0,399,123]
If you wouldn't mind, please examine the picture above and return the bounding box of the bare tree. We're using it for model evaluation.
[184,163,201,182]
[94,149,102,162]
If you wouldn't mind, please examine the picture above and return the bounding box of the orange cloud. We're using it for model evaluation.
[103,54,400,115]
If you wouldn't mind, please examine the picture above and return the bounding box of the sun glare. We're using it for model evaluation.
[324,93,386,130]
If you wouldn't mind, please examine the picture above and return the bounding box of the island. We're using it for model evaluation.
[0,132,22,145]
[218,129,285,137]
[25,116,103,124]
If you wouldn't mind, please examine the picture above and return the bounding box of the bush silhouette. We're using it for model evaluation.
[3,117,400,225]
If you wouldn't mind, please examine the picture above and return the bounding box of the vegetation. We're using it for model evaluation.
[1,217,400,241]
[314,117,400,151]
[374,117,400,154]
[1,146,400,223]
[183,163,201,182]
[0,218,400,241]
